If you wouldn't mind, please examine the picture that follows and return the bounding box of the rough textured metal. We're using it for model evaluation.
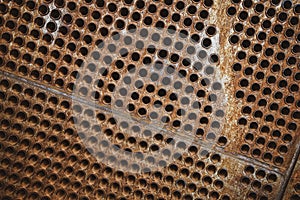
[284,154,300,200]
[0,0,299,199]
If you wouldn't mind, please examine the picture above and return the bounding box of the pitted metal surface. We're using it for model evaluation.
[0,0,299,199]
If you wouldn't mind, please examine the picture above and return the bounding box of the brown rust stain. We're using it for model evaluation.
[283,155,300,200]
[210,0,243,149]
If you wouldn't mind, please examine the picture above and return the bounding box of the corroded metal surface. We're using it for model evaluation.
[284,153,300,200]
[0,0,299,199]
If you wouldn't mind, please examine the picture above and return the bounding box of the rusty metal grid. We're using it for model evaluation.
[0,0,299,199]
